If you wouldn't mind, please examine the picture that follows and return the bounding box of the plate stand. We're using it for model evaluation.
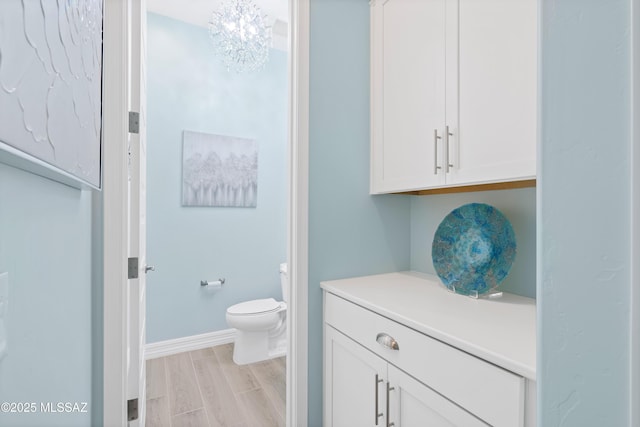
[448,285,504,300]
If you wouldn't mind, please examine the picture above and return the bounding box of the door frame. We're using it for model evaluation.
[286,0,310,426]
[101,0,310,426]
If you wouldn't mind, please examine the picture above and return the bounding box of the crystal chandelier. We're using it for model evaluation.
[209,0,272,73]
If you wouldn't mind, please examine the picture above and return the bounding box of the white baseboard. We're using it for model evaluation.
[144,329,236,360]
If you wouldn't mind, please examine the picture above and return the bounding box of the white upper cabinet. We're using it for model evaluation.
[448,0,537,186]
[370,0,537,194]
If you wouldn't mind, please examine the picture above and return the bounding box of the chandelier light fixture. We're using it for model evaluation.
[209,0,272,73]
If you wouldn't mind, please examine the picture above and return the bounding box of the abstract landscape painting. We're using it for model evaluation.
[182,131,258,207]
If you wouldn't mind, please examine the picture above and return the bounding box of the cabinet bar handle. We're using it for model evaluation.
[376,333,399,350]
[386,381,395,427]
[445,125,454,173]
[434,129,442,175]
[375,374,383,425]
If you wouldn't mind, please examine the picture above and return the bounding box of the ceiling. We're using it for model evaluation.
[147,0,288,29]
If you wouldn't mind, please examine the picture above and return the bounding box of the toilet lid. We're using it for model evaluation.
[227,298,281,315]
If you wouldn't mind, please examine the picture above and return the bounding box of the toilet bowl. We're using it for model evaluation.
[226,263,288,365]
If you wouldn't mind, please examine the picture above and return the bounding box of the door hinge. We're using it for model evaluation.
[128,257,139,279]
[129,111,140,134]
[127,398,139,421]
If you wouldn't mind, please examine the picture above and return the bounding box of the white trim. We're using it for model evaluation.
[0,142,98,190]
[144,329,237,360]
[287,0,309,426]
[102,0,130,425]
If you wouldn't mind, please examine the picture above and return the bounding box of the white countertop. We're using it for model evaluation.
[320,271,536,380]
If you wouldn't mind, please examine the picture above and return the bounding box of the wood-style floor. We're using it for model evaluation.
[146,343,285,427]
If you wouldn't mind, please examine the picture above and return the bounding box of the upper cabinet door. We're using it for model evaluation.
[446,0,537,186]
[370,0,447,194]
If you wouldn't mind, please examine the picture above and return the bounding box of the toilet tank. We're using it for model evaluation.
[280,263,288,302]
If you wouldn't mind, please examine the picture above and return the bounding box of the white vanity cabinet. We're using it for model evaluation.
[370,0,537,194]
[322,272,537,427]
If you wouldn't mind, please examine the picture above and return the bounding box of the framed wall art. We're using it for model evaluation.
[182,130,258,208]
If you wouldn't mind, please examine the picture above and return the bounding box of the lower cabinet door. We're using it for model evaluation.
[387,365,489,427]
[325,326,387,427]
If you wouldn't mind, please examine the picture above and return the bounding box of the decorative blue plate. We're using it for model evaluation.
[432,203,516,296]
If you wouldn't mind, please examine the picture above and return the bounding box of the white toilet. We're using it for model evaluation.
[226,263,288,365]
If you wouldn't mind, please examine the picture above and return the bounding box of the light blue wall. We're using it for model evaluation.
[146,13,288,343]
[539,0,632,425]
[411,188,536,298]
[0,163,93,426]
[308,1,412,425]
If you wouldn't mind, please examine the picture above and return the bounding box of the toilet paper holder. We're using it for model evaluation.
[200,278,226,287]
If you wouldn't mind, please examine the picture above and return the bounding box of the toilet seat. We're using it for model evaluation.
[227,298,281,316]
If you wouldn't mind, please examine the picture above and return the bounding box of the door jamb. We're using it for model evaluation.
[102,0,130,425]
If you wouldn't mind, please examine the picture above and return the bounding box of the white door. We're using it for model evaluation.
[370,0,446,193]
[387,365,488,427]
[324,326,387,427]
[127,1,147,425]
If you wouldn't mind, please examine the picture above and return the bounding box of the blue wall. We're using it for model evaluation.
[0,164,93,426]
[308,0,412,425]
[539,0,632,424]
[146,13,288,343]
[411,188,536,298]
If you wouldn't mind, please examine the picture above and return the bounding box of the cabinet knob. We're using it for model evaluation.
[376,333,399,350]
